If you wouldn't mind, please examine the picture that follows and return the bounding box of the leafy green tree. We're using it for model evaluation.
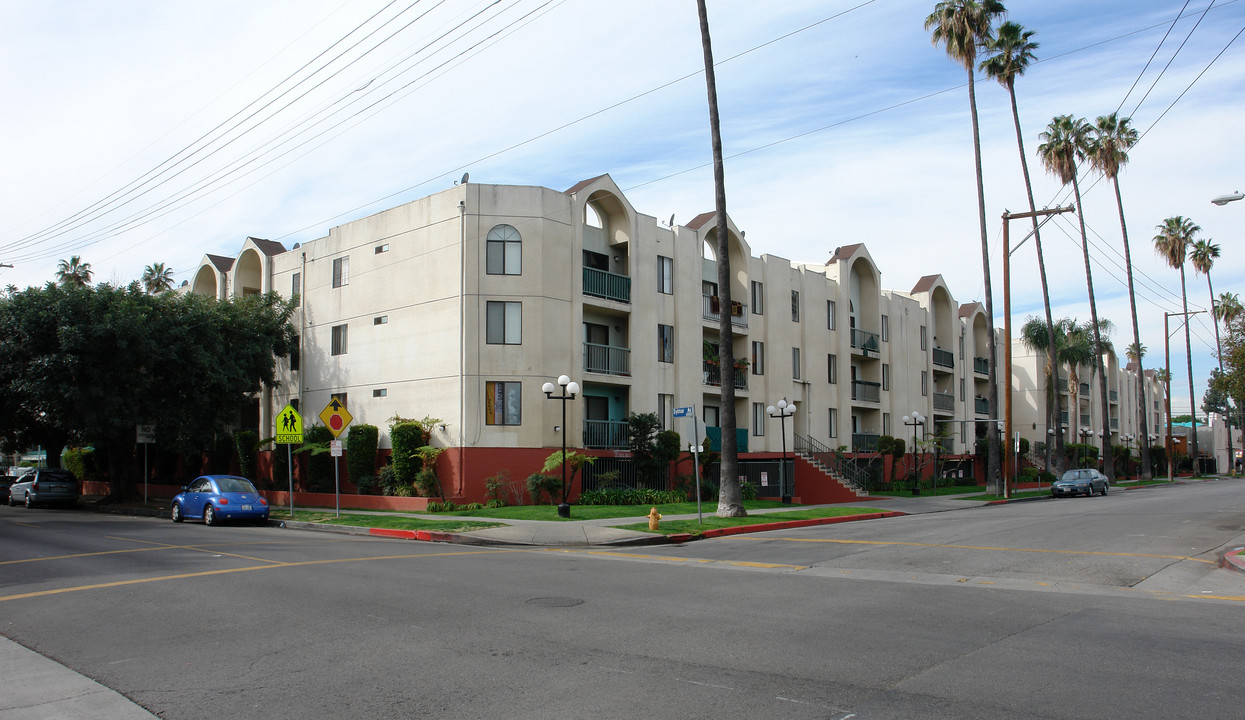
[1019,315,1074,473]
[626,412,681,488]
[0,283,295,497]
[926,0,1006,492]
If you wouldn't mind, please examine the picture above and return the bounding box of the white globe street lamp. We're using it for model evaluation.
[543,375,580,518]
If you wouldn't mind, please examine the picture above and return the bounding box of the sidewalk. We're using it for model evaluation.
[0,636,157,719]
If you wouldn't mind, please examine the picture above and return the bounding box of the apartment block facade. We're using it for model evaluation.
[189,175,1164,493]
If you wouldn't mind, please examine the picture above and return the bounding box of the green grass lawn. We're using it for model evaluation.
[867,485,982,498]
[437,499,799,521]
[270,509,504,533]
[614,506,889,536]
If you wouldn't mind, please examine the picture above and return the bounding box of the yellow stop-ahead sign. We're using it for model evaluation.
[275,404,303,444]
[319,395,353,438]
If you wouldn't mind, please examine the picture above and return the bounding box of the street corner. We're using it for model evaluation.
[1220,546,1245,573]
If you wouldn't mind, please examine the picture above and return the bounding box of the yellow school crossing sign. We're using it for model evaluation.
[275,404,304,444]
[319,395,353,438]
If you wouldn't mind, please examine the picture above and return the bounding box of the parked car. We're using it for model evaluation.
[8,468,80,508]
[0,476,12,504]
[1051,468,1109,497]
[171,475,269,525]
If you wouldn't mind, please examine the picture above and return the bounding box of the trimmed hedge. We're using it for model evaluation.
[346,424,379,493]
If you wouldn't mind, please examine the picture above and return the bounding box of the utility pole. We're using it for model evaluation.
[1164,309,1205,480]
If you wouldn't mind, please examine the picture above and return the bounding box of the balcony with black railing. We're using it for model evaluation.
[583,419,628,449]
[583,342,630,376]
[583,267,631,303]
[851,380,881,403]
[932,348,954,369]
[974,356,989,375]
[703,361,749,390]
[1109,390,1119,403]
[850,328,881,355]
[974,396,989,415]
[702,296,748,327]
[933,392,955,412]
[852,433,880,452]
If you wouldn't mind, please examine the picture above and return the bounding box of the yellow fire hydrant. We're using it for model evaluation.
[646,506,662,531]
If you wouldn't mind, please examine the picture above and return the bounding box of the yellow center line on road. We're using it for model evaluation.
[104,535,290,564]
[763,537,1218,564]
[0,548,519,603]
[0,535,370,567]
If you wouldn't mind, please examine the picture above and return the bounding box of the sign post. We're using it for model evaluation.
[275,404,304,519]
[674,406,703,524]
[318,396,353,517]
[136,425,155,504]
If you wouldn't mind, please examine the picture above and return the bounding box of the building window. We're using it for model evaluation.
[752,341,764,375]
[375,243,389,254]
[290,335,300,371]
[751,281,764,314]
[829,408,839,439]
[920,325,928,351]
[373,388,387,398]
[921,370,928,396]
[658,324,674,363]
[791,290,800,322]
[657,256,673,294]
[374,315,388,325]
[881,314,889,342]
[659,394,673,430]
[486,301,522,344]
[292,272,301,305]
[485,381,521,425]
[486,224,522,275]
[883,412,892,435]
[959,334,965,359]
[960,378,965,401]
[753,403,765,436]
[792,348,801,380]
[332,257,349,288]
[828,354,838,384]
[827,300,837,330]
[331,324,348,356]
[882,363,890,391]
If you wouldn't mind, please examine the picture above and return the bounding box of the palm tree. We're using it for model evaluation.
[926,0,1006,492]
[1154,216,1202,475]
[1088,113,1150,477]
[696,0,743,517]
[1020,316,1074,472]
[141,262,174,294]
[1191,239,1229,473]
[55,256,93,288]
[1038,115,1113,478]
[1217,292,1245,459]
[980,21,1064,478]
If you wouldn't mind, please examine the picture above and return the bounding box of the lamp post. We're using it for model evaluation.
[1079,427,1092,468]
[902,411,925,495]
[767,399,796,503]
[1122,433,1134,480]
[542,374,579,518]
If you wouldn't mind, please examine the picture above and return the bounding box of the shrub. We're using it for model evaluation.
[1019,466,1039,481]
[302,426,336,492]
[463,502,484,511]
[378,465,412,497]
[390,422,429,487]
[485,498,506,509]
[62,447,98,483]
[740,481,758,501]
[1038,471,1057,484]
[270,443,291,490]
[346,424,379,494]
[526,473,562,504]
[234,431,259,480]
[577,487,687,506]
[484,470,510,503]
[413,467,440,498]
[1017,437,1030,455]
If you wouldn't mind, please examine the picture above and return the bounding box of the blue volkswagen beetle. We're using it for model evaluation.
[171,475,269,525]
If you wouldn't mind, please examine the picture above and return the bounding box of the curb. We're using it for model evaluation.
[1221,547,1245,573]
[665,510,907,543]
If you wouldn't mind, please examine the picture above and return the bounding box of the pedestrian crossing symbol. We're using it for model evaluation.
[276,404,304,444]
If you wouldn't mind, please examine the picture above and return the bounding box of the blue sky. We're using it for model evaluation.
[2,0,1242,415]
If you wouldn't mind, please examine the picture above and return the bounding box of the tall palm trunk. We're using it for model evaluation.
[1178,266,1199,475]
[1070,174,1114,478]
[1112,180,1151,478]
[1206,275,1232,474]
[696,0,743,517]
[1005,82,1060,474]
[968,64,1001,492]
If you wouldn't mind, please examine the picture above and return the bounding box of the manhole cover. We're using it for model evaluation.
[525,596,585,608]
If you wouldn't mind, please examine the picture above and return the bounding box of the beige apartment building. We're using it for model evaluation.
[188,175,1164,491]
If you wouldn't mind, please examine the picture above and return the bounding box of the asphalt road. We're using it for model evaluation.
[2,480,1243,719]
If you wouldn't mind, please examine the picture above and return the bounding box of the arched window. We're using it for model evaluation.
[486,224,521,275]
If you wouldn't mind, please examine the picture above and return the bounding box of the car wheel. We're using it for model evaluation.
[203,505,217,526]
[171,503,183,523]
[25,493,33,509]
[1102,483,1108,496]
